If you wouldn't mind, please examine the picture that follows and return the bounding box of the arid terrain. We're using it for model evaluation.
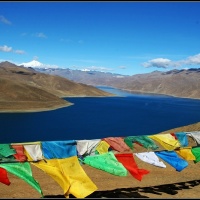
[0,61,114,113]
[0,122,200,198]
[1,61,200,198]
[43,67,200,100]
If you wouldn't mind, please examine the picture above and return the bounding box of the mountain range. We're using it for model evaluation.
[34,65,200,100]
[2,59,200,112]
[0,61,114,112]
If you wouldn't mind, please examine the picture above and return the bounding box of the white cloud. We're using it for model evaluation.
[0,45,12,52]
[142,53,200,69]
[0,15,11,25]
[184,54,200,65]
[0,45,25,54]
[143,58,172,68]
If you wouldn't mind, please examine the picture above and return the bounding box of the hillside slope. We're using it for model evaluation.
[0,62,114,112]
[43,68,200,99]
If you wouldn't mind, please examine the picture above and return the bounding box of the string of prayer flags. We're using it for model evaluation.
[0,130,199,199]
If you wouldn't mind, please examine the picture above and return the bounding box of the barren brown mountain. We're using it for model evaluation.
[111,69,200,99]
[0,61,114,112]
[44,67,200,99]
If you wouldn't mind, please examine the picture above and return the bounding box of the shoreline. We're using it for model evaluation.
[0,95,117,113]
[1,89,200,113]
[121,88,200,100]
[0,102,74,113]
[96,85,200,100]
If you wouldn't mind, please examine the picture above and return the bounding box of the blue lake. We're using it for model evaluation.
[1,86,200,143]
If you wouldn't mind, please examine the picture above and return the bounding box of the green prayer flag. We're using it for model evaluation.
[0,155,16,163]
[83,151,127,176]
[124,136,159,150]
[124,138,134,150]
[0,162,43,197]
[0,144,16,157]
[191,147,200,163]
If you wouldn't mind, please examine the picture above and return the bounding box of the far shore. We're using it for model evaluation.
[121,88,200,100]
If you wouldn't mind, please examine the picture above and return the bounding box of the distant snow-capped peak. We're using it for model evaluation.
[20,60,59,69]
[20,60,43,67]
[81,68,91,72]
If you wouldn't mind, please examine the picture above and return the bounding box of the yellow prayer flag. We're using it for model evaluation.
[175,147,196,160]
[31,156,97,198]
[149,134,181,150]
[95,140,110,154]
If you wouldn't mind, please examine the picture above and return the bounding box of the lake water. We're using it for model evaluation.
[1,86,200,143]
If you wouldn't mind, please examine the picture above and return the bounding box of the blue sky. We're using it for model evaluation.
[0,1,200,75]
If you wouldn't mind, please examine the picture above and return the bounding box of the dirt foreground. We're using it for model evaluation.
[1,122,200,198]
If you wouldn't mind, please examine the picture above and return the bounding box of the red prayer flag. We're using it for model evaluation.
[170,133,178,140]
[11,145,27,162]
[103,137,131,152]
[0,167,11,185]
[115,153,149,181]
